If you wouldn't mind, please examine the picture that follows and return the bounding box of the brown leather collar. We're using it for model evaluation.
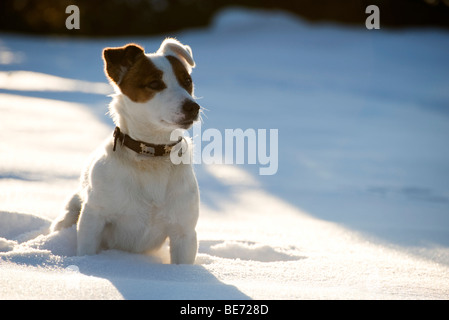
[112,126,181,157]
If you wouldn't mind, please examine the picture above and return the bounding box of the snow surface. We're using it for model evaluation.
[1,8,449,299]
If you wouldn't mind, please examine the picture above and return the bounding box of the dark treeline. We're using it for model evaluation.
[1,0,449,36]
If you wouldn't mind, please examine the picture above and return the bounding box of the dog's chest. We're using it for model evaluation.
[129,160,172,209]
[105,160,188,252]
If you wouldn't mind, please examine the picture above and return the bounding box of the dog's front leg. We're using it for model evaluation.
[76,205,105,256]
[169,230,197,264]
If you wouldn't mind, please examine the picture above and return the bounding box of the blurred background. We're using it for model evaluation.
[1,0,449,36]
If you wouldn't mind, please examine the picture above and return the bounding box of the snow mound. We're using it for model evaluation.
[212,8,304,33]
[200,240,302,262]
[0,238,16,252]
[0,211,50,242]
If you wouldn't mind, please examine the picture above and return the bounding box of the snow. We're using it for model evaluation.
[1,8,449,299]
[0,71,111,94]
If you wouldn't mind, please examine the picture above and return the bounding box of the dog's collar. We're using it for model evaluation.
[112,126,181,157]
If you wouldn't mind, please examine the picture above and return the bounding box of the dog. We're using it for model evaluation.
[51,38,201,264]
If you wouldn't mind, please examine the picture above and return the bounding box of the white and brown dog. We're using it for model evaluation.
[51,39,201,264]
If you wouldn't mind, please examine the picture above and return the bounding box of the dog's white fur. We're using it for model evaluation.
[51,39,200,264]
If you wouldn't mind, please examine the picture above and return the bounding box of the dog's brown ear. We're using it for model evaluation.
[103,44,145,84]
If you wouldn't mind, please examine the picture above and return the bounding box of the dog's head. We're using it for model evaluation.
[103,38,200,130]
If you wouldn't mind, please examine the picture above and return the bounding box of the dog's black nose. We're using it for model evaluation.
[182,100,200,118]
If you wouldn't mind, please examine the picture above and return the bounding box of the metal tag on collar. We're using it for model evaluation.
[140,143,155,155]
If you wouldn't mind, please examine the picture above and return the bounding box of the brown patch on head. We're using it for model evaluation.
[103,44,166,102]
[166,55,193,95]
[120,55,166,102]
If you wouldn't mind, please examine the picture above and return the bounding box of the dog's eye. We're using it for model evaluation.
[145,80,165,90]
[184,77,192,87]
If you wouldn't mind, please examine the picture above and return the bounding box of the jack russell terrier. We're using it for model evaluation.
[51,38,201,264]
